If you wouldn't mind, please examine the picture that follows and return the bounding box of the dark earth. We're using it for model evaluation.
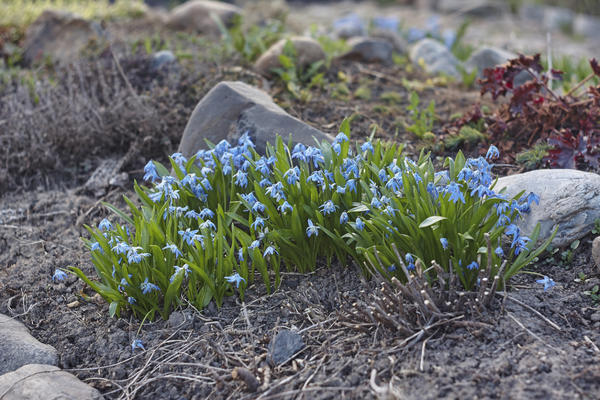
[1,10,600,400]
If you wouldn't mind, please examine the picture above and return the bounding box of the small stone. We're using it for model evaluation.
[592,237,600,268]
[340,37,393,64]
[0,364,103,400]
[254,37,325,78]
[464,47,529,86]
[332,13,367,39]
[496,169,600,247]
[151,50,176,71]
[543,6,575,32]
[574,14,600,38]
[268,329,304,366]
[370,29,408,55]
[67,300,80,308]
[22,10,107,66]
[177,81,333,156]
[166,0,241,34]
[410,38,461,78]
[590,312,600,322]
[167,311,187,328]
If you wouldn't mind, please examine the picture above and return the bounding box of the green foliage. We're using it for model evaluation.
[542,54,600,92]
[450,19,475,62]
[76,123,553,321]
[272,39,325,101]
[0,0,147,28]
[215,14,285,63]
[516,143,552,170]
[444,126,487,150]
[405,91,436,139]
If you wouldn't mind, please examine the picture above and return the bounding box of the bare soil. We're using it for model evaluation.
[0,17,599,400]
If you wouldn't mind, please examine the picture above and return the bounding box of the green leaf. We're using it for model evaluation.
[419,216,447,228]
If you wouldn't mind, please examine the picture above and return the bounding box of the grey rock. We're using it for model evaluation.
[465,47,529,86]
[0,364,103,400]
[436,0,507,18]
[23,10,106,66]
[543,6,575,32]
[83,158,128,197]
[268,329,304,365]
[574,15,600,38]
[370,29,408,55]
[0,314,58,375]
[519,4,545,21]
[167,311,192,328]
[340,37,393,64]
[591,312,600,322]
[166,0,241,34]
[332,13,367,39]
[496,169,600,247]
[410,38,460,78]
[151,50,176,71]
[254,37,325,78]
[177,81,333,156]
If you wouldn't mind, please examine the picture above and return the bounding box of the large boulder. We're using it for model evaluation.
[22,10,106,66]
[496,169,600,247]
[177,81,333,156]
[465,46,529,86]
[409,38,461,78]
[0,364,103,400]
[166,0,241,33]
[254,37,326,78]
[0,314,58,375]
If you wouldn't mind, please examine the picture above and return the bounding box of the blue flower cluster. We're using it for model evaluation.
[84,131,543,317]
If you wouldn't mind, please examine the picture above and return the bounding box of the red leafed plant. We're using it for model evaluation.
[448,54,600,170]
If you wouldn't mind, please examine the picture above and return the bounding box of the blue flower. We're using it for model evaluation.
[385,175,402,192]
[171,152,188,168]
[446,181,465,204]
[98,218,112,231]
[241,192,258,207]
[305,147,325,168]
[199,208,215,219]
[335,132,349,143]
[306,219,319,238]
[466,261,479,271]
[406,262,416,271]
[185,210,201,219]
[255,157,274,175]
[52,269,68,282]
[355,217,365,231]
[440,238,448,250]
[179,228,200,246]
[131,339,145,351]
[373,16,399,32]
[143,161,160,182]
[163,243,182,258]
[336,185,346,194]
[485,145,500,160]
[407,27,426,42]
[340,211,349,224]
[140,277,160,294]
[251,216,265,230]
[251,201,266,214]
[378,168,388,183]
[263,246,278,257]
[505,224,520,238]
[278,201,293,214]
[387,264,397,272]
[346,178,357,193]
[413,172,423,185]
[127,246,151,264]
[494,246,504,257]
[442,29,457,48]
[128,296,136,304]
[536,276,556,291]
[405,253,414,264]
[383,205,398,216]
[225,273,246,288]
[200,220,216,231]
[234,170,248,188]
[370,197,383,209]
[112,241,130,255]
[526,192,540,207]
[307,171,325,187]
[170,264,190,282]
[361,141,374,154]
[471,184,491,199]
[319,200,338,215]
[284,167,300,185]
[90,241,102,252]
[259,177,272,188]
[332,142,342,155]
[292,143,307,162]
[237,248,244,262]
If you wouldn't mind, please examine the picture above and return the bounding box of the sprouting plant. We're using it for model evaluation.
[444,125,486,150]
[74,122,554,321]
[592,218,600,235]
[214,14,285,63]
[272,39,325,101]
[405,91,436,139]
[515,143,552,170]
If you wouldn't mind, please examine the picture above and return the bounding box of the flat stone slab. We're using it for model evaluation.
[496,169,600,247]
[0,314,58,375]
[0,364,103,400]
[178,81,333,156]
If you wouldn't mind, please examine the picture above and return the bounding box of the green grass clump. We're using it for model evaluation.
[0,0,147,28]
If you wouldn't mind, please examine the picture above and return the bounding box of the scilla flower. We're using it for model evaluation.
[306,219,319,238]
[52,269,68,282]
[225,273,246,288]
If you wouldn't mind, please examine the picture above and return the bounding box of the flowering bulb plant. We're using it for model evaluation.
[74,120,554,320]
